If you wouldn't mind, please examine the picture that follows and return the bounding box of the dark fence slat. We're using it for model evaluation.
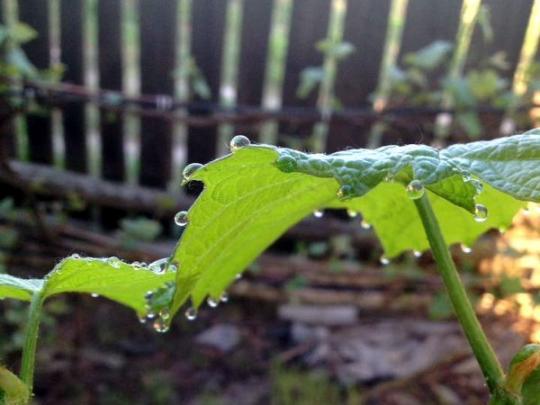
[20,0,53,164]
[60,0,86,173]
[98,0,124,182]
[138,0,175,189]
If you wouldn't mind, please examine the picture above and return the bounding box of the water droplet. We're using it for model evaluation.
[159,308,170,320]
[138,316,147,324]
[145,291,154,302]
[185,307,197,321]
[229,135,251,152]
[71,253,81,259]
[313,210,324,218]
[379,256,390,266]
[107,257,121,269]
[182,163,203,181]
[207,297,219,308]
[337,185,353,199]
[91,293,99,298]
[174,211,189,226]
[460,244,472,254]
[147,312,156,319]
[474,204,488,222]
[361,220,371,229]
[235,273,242,280]
[132,261,142,268]
[220,292,229,303]
[153,317,169,333]
[406,180,424,200]
[347,209,358,218]
[149,258,168,273]
[168,263,178,272]
[276,155,298,172]
[468,179,483,194]
[413,250,422,258]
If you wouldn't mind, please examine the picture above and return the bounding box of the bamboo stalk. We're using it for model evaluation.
[82,0,101,177]
[311,0,348,153]
[2,0,28,161]
[367,0,409,148]
[434,0,483,143]
[170,0,192,192]
[216,0,244,157]
[121,0,141,185]
[259,0,293,145]
[500,0,540,135]
[48,0,65,169]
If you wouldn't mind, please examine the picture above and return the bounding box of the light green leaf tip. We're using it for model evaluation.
[0,256,175,317]
[170,133,540,315]
[0,364,30,405]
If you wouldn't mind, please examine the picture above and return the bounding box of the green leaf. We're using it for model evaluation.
[10,22,38,44]
[170,134,539,314]
[404,41,453,70]
[505,344,540,403]
[442,133,540,202]
[0,257,175,317]
[297,67,324,99]
[0,365,30,405]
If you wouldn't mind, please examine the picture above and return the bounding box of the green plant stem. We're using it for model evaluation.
[413,194,504,394]
[20,290,45,390]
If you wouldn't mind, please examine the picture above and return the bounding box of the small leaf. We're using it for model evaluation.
[505,344,540,402]
[297,67,324,99]
[0,257,176,317]
[404,41,453,70]
[0,365,30,405]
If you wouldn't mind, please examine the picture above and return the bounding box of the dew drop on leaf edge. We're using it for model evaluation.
[413,250,422,258]
[361,220,371,229]
[460,244,472,254]
[406,180,424,200]
[153,318,169,333]
[185,307,197,321]
[380,256,390,266]
[229,135,251,152]
[313,209,324,218]
[207,297,219,308]
[220,292,229,303]
[182,163,203,181]
[174,211,189,227]
[347,209,358,218]
[474,204,488,223]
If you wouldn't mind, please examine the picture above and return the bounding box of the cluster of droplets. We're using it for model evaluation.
[141,281,176,333]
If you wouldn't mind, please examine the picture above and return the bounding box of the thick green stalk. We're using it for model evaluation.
[170,0,192,191]
[434,0,482,142]
[121,0,142,186]
[311,0,347,153]
[367,0,409,148]
[259,0,293,145]
[500,0,540,134]
[20,290,45,390]
[216,0,244,156]
[413,194,505,395]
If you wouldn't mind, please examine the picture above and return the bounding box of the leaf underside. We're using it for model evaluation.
[170,133,540,316]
